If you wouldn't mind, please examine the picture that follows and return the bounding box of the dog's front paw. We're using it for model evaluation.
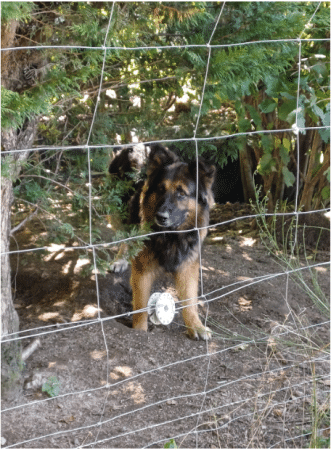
[110,258,129,273]
[187,325,212,341]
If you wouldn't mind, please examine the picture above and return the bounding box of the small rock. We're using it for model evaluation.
[25,372,53,390]
[25,373,45,390]
[13,302,24,309]
[1,437,7,446]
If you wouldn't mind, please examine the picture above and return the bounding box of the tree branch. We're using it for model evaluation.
[19,174,76,195]
[10,205,39,235]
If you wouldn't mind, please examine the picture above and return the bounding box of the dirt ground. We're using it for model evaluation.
[1,203,330,449]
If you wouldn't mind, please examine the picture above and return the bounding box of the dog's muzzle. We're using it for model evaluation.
[155,210,171,228]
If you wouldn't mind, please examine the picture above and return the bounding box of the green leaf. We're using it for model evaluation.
[319,103,330,143]
[238,118,251,132]
[164,439,177,449]
[286,106,306,129]
[282,138,291,152]
[280,91,296,100]
[258,153,275,174]
[282,166,296,187]
[234,100,245,118]
[264,75,281,97]
[312,103,327,123]
[278,99,297,122]
[42,376,61,398]
[279,144,290,165]
[259,98,277,114]
[246,104,262,130]
[274,136,281,148]
[321,185,330,201]
[284,95,306,130]
[261,134,273,153]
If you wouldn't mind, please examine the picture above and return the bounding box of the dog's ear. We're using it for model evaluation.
[200,160,216,191]
[189,159,216,205]
[112,146,121,155]
[109,147,132,176]
[145,145,151,158]
[109,146,122,174]
[189,159,216,188]
[147,144,179,175]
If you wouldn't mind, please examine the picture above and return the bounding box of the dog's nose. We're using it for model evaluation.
[155,210,170,226]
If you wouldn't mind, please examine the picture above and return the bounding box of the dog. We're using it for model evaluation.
[128,144,216,340]
[109,143,150,181]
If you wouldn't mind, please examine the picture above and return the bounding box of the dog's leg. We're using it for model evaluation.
[131,248,158,331]
[175,261,211,340]
[110,242,129,273]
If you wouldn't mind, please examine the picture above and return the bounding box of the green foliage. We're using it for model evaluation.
[1,86,55,130]
[42,376,61,398]
[3,2,329,145]
[310,435,330,449]
[48,222,75,244]
[1,1,35,23]
[2,1,330,258]
[308,394,330,448]
[1,157,14,179]
[20,179,48,204]
[164,439,177,449]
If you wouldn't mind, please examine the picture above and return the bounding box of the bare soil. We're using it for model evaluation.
[2,204,330,449]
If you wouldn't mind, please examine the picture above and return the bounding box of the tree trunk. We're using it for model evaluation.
[1,122,39,400]
[239,146,256,203]
[299,131,329,211]
[300,147,330,211]
[1,177,23,400]
[1,17,41,399]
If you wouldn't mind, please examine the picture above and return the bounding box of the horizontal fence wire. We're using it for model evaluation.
[2,325,329,415]
[2,260,330,344]
[2,208,330,258]
[1,126,330,155]
[1,37,329,53]
[5,364,330,449]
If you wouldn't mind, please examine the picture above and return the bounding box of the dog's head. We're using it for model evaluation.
[109,144,151,179]
[142,145,215,230]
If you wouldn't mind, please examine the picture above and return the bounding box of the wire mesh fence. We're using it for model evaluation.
[1,2,330,448]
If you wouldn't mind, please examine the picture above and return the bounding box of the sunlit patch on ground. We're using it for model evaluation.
[71,305,101,321]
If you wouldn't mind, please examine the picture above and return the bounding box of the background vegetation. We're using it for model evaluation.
[2,2,330,225]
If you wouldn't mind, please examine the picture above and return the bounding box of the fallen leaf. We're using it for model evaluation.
[60,416,75,424]
[238,297,252,311]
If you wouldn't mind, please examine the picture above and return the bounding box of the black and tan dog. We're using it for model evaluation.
[127,144,215,340]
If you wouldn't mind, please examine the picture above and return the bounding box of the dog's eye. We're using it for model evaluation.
[177,187,187,198]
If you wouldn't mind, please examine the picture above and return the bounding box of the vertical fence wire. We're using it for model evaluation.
[192,4,226,446]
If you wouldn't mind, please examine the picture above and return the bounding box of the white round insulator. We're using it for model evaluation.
[147,292,175,326]
[147,293,162,320]
[155,293,175,325]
